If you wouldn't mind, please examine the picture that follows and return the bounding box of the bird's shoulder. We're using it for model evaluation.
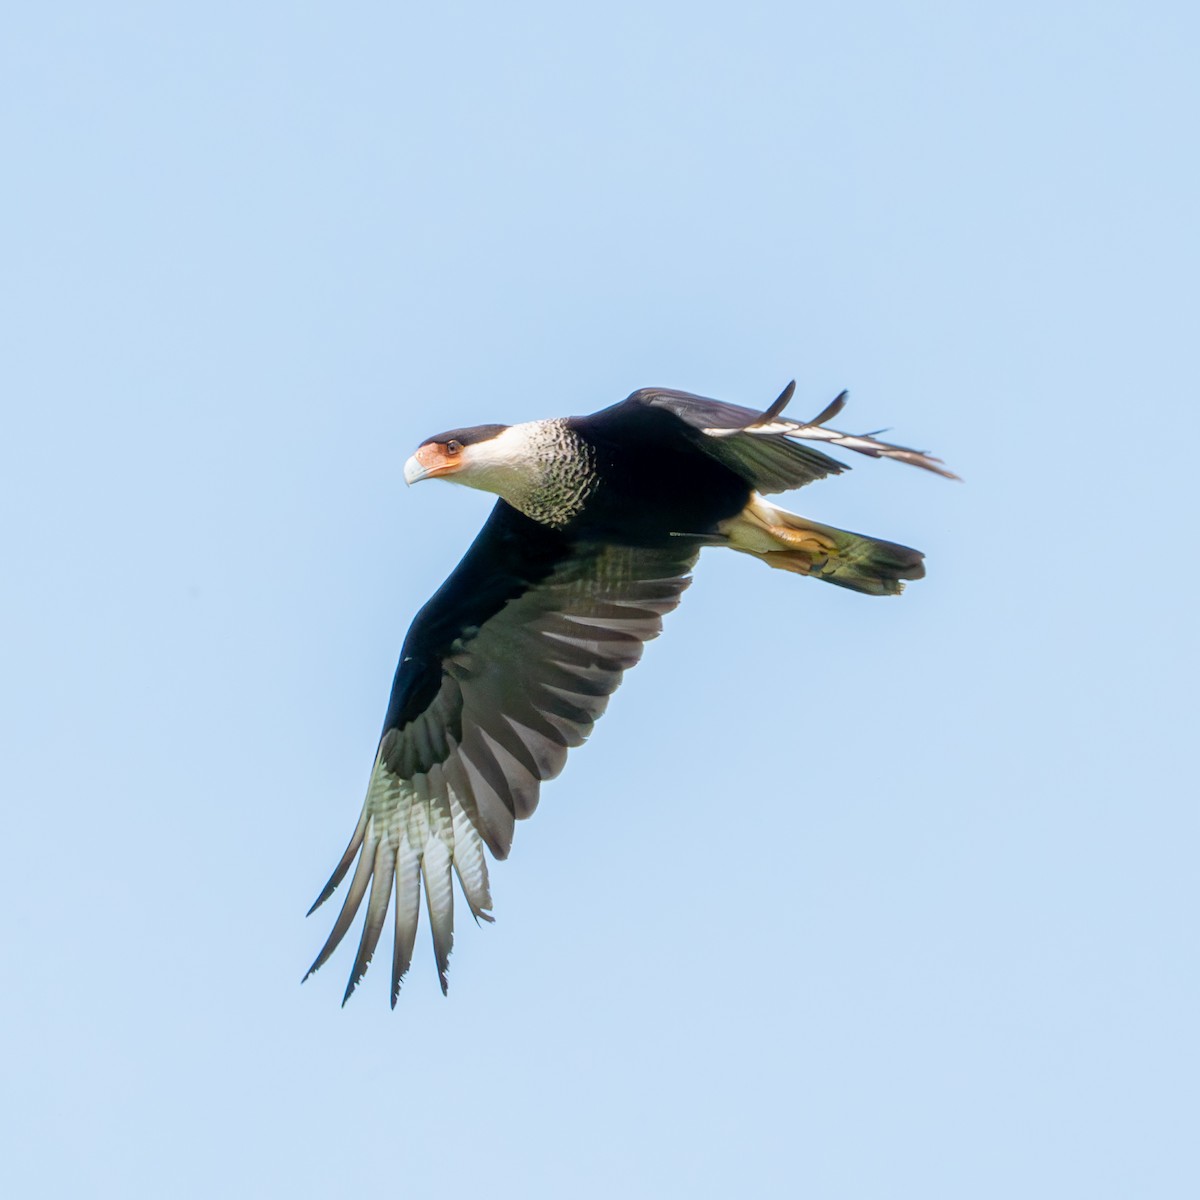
[601,387,766,432]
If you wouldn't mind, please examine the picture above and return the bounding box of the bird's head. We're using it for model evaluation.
[403,424,512,488]
[404,418,584,525]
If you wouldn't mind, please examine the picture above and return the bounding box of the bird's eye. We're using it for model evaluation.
[445,440,462,456]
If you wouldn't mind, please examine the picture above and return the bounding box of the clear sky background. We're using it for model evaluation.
[3,3,1197,1197]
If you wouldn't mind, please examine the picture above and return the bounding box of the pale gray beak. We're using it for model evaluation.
[403,454,429,486]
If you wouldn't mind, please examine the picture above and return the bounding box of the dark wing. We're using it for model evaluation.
[631,383,958,486]
[625,385,847,493]
[305,501,699,1004]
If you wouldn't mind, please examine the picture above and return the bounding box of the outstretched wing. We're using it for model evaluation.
[631,382,958,488]
[305,500,699,1004]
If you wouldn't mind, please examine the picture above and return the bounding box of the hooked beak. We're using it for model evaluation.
[404,443,462,486]
[403,453,430,486]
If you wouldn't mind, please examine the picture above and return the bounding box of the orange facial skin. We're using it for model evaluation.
[410,441,464,480]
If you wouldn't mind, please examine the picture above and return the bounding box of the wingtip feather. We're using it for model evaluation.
[807,389,848,427]
[422,838,455,996]
[340,840,397,1005]
[390,837,422,1005]
[764,380,796,421]
[306,807,369,916]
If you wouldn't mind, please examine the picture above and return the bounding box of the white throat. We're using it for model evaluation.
[457,422,551,502]
[456,420,595,527]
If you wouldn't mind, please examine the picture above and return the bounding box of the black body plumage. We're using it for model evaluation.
[563,402,751,543]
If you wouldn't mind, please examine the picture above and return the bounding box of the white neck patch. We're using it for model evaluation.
[453,419,596,527]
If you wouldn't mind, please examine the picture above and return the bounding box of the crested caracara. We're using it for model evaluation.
[305,381,955,1004]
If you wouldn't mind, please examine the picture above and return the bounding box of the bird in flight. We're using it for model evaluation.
[305,382,954,1005]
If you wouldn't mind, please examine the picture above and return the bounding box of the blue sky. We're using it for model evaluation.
[3,3,1197,1196]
